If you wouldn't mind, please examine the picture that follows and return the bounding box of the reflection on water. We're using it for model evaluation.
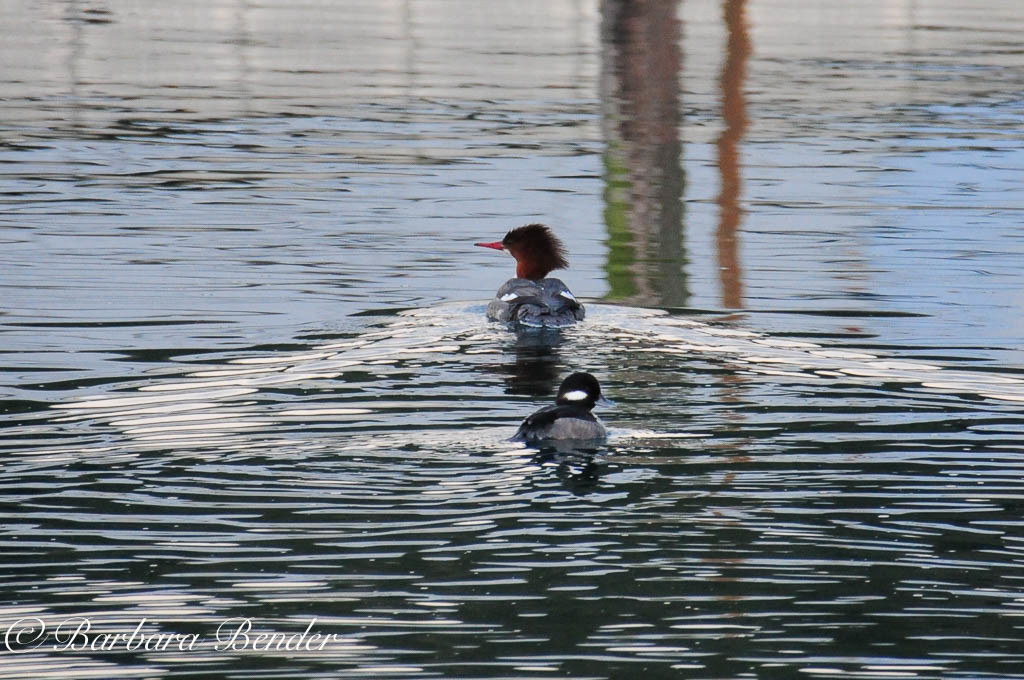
[715,0,749,310]
[4,0,1024,678]
[600,0,687,307]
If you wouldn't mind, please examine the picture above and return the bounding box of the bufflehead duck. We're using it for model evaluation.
[511,372,609,442]
[475,224,585,328]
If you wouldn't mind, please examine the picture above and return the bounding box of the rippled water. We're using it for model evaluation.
[3,0,1024,678]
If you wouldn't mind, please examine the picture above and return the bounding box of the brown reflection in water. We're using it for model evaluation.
[705,1,753,451]
[715,0,750,310]
[709,371,752,458]
[599,0,687,307]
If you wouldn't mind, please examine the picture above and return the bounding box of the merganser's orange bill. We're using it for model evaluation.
[475,241,505,250]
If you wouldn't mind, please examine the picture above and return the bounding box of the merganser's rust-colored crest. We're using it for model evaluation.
[476,223,569,280]
[500,223,569,280]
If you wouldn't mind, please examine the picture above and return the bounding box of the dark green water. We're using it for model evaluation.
[2,1,1024,678]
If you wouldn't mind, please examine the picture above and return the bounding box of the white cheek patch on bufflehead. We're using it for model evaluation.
[562,390,589,402]
[500,292,519,302]
[559,291,577,301]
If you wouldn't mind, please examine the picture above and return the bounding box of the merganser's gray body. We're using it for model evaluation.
[486,277,586,329]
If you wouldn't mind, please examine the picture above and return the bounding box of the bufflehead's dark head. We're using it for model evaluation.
[554,372,604,410]
[475,223,569,280]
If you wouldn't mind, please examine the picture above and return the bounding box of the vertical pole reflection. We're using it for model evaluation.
[711,0,752,449]
[599,0,687,308]
[235,0,252,117]
[64,0,84,132]
[715,0,750,309]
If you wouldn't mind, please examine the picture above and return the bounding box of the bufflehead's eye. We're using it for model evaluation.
[500,292,519,302]
[559,290,577,301]
[562,390,588,402]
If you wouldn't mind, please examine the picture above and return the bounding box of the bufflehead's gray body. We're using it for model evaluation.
[511,372,608,442]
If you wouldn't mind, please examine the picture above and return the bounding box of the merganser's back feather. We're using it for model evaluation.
[486,278,585,328]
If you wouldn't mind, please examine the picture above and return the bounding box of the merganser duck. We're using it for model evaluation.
[511,372,609,442]
[475,224,585,328]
